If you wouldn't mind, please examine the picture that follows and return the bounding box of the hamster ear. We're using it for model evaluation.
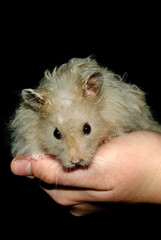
[21,89,46,111]
[83,72,103,98]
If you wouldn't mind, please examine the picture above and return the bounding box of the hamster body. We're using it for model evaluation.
[10,57,161,168]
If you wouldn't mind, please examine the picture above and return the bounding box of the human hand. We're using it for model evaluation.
[11,130,161,216]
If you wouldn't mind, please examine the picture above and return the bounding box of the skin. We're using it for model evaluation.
[11,130,161,216]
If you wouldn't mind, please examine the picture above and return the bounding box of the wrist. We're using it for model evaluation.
[144,160,161,204]
[134,132,161,204]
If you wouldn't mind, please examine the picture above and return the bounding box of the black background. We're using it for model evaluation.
[2,2,161,238]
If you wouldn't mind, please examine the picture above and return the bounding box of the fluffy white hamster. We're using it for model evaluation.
[9,57,161,168]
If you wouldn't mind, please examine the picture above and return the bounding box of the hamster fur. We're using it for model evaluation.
[9,57,161,168]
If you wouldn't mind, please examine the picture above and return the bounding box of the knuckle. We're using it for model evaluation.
[55,197,74,206]
[48,189,76,206]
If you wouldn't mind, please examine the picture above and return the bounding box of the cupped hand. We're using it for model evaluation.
[11,130,161,215]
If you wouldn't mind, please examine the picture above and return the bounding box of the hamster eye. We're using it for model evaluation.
[83,123,91,135]
[53,128,62,140]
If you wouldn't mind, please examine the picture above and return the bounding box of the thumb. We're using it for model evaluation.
[11,157,33,176]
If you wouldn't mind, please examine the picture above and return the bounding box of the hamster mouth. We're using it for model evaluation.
[62,159,91,170]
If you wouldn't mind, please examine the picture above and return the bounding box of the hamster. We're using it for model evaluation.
[9,57,161,168]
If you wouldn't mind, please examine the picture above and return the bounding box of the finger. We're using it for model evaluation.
[22,155,88,187]
[43,187,115,206]
[11,141,114,190]
[30,155,111,190]
[11,158,33,176]
[11,155,95,187]
[70,203,100,216]
[70,203,109,216]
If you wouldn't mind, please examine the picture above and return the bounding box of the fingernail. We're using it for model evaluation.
[11,159,32,176]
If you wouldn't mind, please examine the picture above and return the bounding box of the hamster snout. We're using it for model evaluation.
[59,136,93,168]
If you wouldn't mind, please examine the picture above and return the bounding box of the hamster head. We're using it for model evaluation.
[40,101,107,168]
[20,58,110,168]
